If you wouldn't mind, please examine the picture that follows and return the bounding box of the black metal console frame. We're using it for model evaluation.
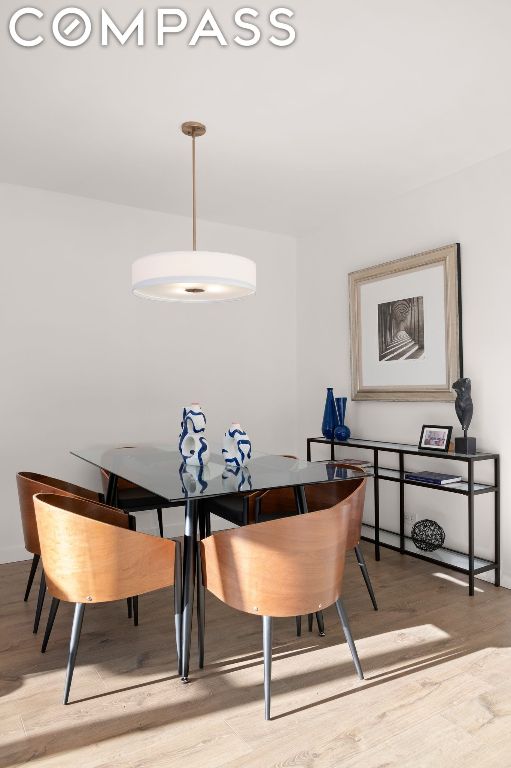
[307,437,500,596]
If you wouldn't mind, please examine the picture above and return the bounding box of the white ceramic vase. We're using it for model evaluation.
[179,403,210,466]
[222,423,252,468]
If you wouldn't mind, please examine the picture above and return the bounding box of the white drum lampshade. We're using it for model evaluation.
[132,250,256,302]
[132,121,256,303]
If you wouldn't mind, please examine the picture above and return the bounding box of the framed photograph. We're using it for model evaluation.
[419,425,453,452]
[349,243,462,401]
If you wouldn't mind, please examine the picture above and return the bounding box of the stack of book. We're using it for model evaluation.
[404,470,462,485]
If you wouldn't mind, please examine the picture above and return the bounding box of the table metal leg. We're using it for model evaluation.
[105,473,118,506]
[399,453,405,554]
[173,541,182,675]
[468,461,475,597]
[126,514,138,621]
[293,485,306,516]
[104,474,135,616]
[181,499,198,681]
[293,485,324,634]
[373,450,380,561]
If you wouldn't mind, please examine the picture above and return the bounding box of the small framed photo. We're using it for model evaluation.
[419,425,452,452]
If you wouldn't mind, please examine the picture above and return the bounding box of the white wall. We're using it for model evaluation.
[0,183,298,563]
[297,150,511,586]
[4,148,509,583]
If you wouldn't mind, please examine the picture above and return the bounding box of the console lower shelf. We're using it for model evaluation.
[361,523,496,575]
[307,435,500,596]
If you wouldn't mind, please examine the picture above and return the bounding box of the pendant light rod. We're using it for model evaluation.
[192,131,196,250]
[182,121,206,252]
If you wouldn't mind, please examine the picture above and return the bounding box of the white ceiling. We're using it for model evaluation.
[2,0,511,236]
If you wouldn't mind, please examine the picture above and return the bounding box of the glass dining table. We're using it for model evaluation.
[71,443,368,680]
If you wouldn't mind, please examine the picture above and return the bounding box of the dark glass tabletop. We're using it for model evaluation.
[71,443,367,502]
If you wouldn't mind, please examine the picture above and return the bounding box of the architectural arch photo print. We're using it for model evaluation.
[349,243,461,400]
[378,296,425,361]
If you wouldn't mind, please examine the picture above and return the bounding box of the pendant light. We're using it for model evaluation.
[132,121,256,302]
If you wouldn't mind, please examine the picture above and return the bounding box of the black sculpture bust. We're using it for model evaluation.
[452,377,476,453]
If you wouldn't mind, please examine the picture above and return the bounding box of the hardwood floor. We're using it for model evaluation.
[1,544,510,767]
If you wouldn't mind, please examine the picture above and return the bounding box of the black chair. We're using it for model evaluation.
[100,469,184,538]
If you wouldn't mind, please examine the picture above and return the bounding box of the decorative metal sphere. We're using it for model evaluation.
[411,519,445,552]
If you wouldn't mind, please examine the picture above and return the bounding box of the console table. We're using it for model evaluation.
[307,437,500,596]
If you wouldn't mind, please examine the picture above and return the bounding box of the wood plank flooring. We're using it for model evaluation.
[1,545,510,767]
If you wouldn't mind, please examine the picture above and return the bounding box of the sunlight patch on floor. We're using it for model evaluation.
[433,572,484,592]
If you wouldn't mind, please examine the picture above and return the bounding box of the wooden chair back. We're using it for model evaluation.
[99,468,138,495]
[256,465,367,548]
[34,493,177,604]
[305,472,367,549]
[201,502,350,617]
[16,472,100,556]
[240,455,297,524]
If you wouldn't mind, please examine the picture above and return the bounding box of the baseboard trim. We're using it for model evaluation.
[0,514,235,564]
[0,546,30,565]
[476,570,511,590]
[3,527,508,591]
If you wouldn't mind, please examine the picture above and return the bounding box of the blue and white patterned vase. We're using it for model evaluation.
[179,403,210,466]
[321,388,339,440]
[334,397,351,441]
[222,423,252,468]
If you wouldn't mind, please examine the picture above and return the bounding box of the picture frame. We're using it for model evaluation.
[349,243,462,401]
[418,425,453,452]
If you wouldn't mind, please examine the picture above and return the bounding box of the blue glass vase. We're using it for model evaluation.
[334,397,351,441]
[321,388,339,440]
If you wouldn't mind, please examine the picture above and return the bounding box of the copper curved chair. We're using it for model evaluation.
[255,465,377,619]
[34,493,182,705]
[16,472,101,633]
[200,501,363,720]
[201,459,375,638]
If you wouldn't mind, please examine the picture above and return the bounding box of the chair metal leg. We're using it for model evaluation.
[315,611,325,636]
[133,596,139,627]
[41,598,60,653]
[335,598,364,680]
[174,539,182,676]
[63,603,85,704]
[196,545,205,669]
[24,554,40,601]
[127,514,136,619]
[33,570,46,634]
[157,508,164,538]
[263,616,273,721]
[308,613,313,632]
[295,616,302,637]
[205,510,211,537]
[354,545,378,611]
